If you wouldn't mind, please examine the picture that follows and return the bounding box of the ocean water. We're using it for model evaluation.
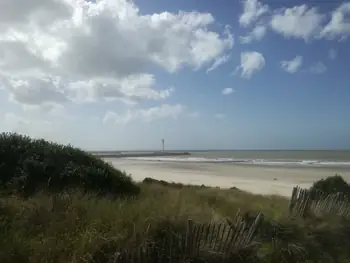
[188,150,350,161]
[122,150,350,168]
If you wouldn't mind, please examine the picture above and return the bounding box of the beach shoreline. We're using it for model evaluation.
[106,158,350,197]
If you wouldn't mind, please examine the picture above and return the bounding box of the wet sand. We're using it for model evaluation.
[106,158,350,197]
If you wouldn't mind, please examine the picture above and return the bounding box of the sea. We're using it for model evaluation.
[93,150,350,169]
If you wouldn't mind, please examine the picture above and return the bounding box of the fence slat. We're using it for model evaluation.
[109,185,350,263]
[289,186,350,218]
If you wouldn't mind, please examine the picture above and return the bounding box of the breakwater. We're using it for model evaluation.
[90,151,190,158]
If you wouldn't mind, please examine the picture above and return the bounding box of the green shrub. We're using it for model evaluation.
[0,133,140,197]
[309,174,350,198]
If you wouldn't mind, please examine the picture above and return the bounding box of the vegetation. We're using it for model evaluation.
[309,174,350,198]
[0,183,289,263]
[1,180,350,263]
[0,133,140,197]
[1,133,350,262]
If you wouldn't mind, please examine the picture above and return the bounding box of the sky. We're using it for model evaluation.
[0,0,350,151]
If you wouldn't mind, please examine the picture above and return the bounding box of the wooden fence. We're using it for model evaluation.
[107,212,264,263]
[289,186,350,218]
[98,186,350,262]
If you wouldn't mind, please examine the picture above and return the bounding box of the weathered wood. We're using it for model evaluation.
[107,187,348,263]
[289,186,350,218]
[112,211,264,263]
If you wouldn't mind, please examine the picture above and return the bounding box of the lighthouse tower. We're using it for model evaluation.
[162,139,165,151]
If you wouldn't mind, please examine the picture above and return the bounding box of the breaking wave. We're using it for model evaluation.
[122,156,350,168]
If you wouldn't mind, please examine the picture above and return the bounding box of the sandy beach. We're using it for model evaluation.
[106,158,350,197]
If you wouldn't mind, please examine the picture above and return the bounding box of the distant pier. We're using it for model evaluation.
[90,151,190,158]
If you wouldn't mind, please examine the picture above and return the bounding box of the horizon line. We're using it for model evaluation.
[87,149,350,152]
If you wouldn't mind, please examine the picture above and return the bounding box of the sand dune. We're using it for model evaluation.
[106,159,350,197]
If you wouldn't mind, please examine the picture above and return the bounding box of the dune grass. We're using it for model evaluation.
[0,181,290,263]
[2,178,350,262]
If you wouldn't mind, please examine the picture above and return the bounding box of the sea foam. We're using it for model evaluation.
[122,156,350,168]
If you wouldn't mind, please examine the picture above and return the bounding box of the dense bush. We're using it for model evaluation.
[309,174,350,198]
[0,133,140,197]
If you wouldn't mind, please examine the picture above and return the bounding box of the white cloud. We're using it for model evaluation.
[1,76,67,106]
[0,40,50,75]
[67,74,174,104]
[0,0,72,28]
[235,51,265,78]
[281,56,303,73]
[206,54,231,73]
[328,49,337,60]
[270,5,324,40]
[222,88,234,95]
[309,61,327,74]
[103,104,185,124]
[0,0,233,108]
[24,103,67,117]
[240,25,267,44]
[239,0,269,27]
[321,3,350,40]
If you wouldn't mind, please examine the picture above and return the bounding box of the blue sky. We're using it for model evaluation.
[0,0,349,150]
